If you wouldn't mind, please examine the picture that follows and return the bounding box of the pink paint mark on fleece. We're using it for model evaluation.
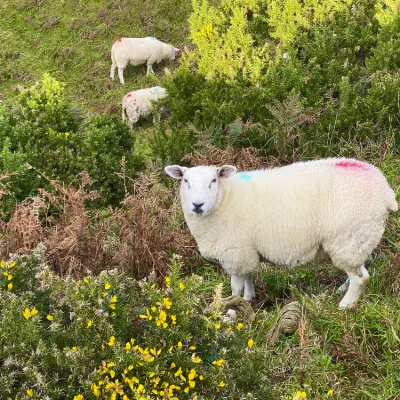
[335,160,369,170]
[117,38,123,43]
[126,93,132,97]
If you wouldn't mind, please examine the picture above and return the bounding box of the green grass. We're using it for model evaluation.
[1,1,400,399]
[0,0,192,113]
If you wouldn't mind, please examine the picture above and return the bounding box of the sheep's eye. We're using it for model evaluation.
[209,178,217,188]
[184,179,188,183]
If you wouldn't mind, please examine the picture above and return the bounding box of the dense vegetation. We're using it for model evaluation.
[0,0,400,398]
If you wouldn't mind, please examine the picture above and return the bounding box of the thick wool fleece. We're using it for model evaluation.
[182,158,397,276]
[111,37,175,68]
[122,86,167,126]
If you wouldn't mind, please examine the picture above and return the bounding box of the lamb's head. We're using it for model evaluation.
[165,165,236,216]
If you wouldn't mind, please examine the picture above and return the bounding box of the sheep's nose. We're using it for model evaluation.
[192,202,204,214]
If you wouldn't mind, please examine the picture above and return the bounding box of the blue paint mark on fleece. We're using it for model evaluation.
[146,36,158,41]
[238,172,253,181]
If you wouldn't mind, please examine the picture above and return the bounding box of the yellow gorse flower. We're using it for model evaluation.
[7,283,12,291]
[74,395,84,400]
[139,308,153,320]
[218,381,225,387]
[196,24,214,40]
[23,307,38,320]
[212,359,224,366]
[47,314,53,321]
[327,389,334,396]
[27,389,33,397]
[87,320,93,327]
[236,322,244,330]
[248,339,254,348]
[108,336,116,347]
[179,281,185,291]
[163,297,172,309]
[191,353,202,363]
[104,282,111,290]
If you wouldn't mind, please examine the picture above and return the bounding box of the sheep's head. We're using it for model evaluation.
[165,165,236,217]
[169,47,180,60]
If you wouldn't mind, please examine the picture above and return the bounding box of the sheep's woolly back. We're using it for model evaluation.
[111,38,176,67]
[180,158,397,276]
[122,87,167,125]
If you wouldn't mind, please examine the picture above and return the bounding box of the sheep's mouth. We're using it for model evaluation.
[192,208,204,215]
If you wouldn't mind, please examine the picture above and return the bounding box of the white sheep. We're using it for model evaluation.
[165,158,398,309]
[110,37,179,84]
[122,86,167,127]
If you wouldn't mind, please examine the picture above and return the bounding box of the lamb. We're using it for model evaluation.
[110,37,179,84]
[122,86,167,127]
[165,158,398,309]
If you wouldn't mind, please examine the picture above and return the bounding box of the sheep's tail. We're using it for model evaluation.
[387,186,398,212]
[111,46,115,63]
[389,198,399,212]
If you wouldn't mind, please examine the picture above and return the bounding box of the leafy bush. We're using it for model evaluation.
[80,114,145,207]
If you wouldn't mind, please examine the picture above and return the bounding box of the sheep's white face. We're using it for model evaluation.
[165,165,237,217]
[169,47,180,61]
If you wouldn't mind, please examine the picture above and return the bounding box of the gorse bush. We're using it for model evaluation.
[2,244,400,399]
[0,74,146,212]
[0,248,277,399]
[163,0,400,161]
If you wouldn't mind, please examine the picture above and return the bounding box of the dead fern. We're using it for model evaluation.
[184,144,280,170]
[0,168,200,279]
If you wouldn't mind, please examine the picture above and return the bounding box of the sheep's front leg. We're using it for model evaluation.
[231,275,246,297]
[244,274,255,301]
[146,64,154,76]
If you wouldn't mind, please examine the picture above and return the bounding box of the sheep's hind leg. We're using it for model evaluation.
[244,274,255,301]
[231,275,246,297]
[110,62,116,80]
[339,265,369,309]
[337,277,350,293]
[117,67,125,85]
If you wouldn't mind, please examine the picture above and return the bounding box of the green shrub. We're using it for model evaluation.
[80,114,145,207]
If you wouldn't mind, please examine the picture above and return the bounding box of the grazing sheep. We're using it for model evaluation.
[122,86,167,127]
[165,158,398,309]
[110,37,179,84]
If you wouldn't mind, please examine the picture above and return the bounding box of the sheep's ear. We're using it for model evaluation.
[174,47,180,55]
[217,165,237,178]
[165,165,187,179]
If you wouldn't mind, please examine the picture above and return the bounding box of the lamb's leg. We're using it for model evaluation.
[231,275,246,297]
[339,265,369,309]
[110,62,116,80]
[117,67,125,85]
[146,64,154,76]
[244,274,255,301]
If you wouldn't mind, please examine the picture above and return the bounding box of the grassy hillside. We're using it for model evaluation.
[1,1,400,399]
[0,0,191,112]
